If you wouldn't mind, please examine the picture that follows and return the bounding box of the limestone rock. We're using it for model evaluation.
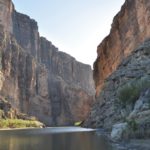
[0,0,13,33]
[94,0,150,96]
[85,39,150,129]
[0,0,95,126]
[128,89,150,120]
[111,123,128,141]
[85,0,150,130]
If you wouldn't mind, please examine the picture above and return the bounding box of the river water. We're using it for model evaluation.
[0,127,112,150]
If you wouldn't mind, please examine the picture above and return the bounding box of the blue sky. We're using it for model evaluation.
[12,0,125,66]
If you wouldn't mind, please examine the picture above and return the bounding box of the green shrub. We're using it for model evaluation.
[118,77,150,105]
[118,82,140,105]
[127,119,138,132]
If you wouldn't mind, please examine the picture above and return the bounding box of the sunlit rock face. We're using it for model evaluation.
[85,0,150,129]
[94,0,150,96]
[0,0,95,126]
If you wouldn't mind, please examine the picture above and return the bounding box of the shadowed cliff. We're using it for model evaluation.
[0,0,95,126]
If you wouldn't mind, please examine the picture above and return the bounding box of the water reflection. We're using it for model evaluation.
[0,127,112,150]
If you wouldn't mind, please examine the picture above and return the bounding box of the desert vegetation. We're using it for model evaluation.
[118,76,150,106]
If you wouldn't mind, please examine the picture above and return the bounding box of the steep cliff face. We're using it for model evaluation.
[85,0,150,131]
[85,39,150,130]
[0,0,95,126]
[0,0,13,33]
[94,0,150,96]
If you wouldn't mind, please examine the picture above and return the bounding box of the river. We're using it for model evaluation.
[0,127,112,150]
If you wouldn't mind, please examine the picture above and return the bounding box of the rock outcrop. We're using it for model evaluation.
[94,0,150,96]
[85,0,150,134]
[0,0,95,126]
[85,39,150,133]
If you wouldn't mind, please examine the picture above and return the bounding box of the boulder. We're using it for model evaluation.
[111,123,128,141]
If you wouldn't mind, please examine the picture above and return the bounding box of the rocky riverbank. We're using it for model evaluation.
[112,139,150,150]
[96,129,150,150]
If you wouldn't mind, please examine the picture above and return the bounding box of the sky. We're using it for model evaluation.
[12,0,125,67]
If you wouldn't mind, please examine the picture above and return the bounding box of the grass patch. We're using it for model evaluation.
[0,119,43,128]
[118,77,150,105]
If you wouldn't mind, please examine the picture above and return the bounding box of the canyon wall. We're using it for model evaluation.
[94,0,150,96]
[85,40,150,129]
[85,0,150,131]
[0,0,95,126]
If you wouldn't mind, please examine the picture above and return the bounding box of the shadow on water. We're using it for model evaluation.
[0,127,112,150]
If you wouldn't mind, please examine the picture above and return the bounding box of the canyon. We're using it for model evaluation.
[0,0,95,126]
[0,0,150,148]
[85,0,150,141]
[1,0,150,142]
